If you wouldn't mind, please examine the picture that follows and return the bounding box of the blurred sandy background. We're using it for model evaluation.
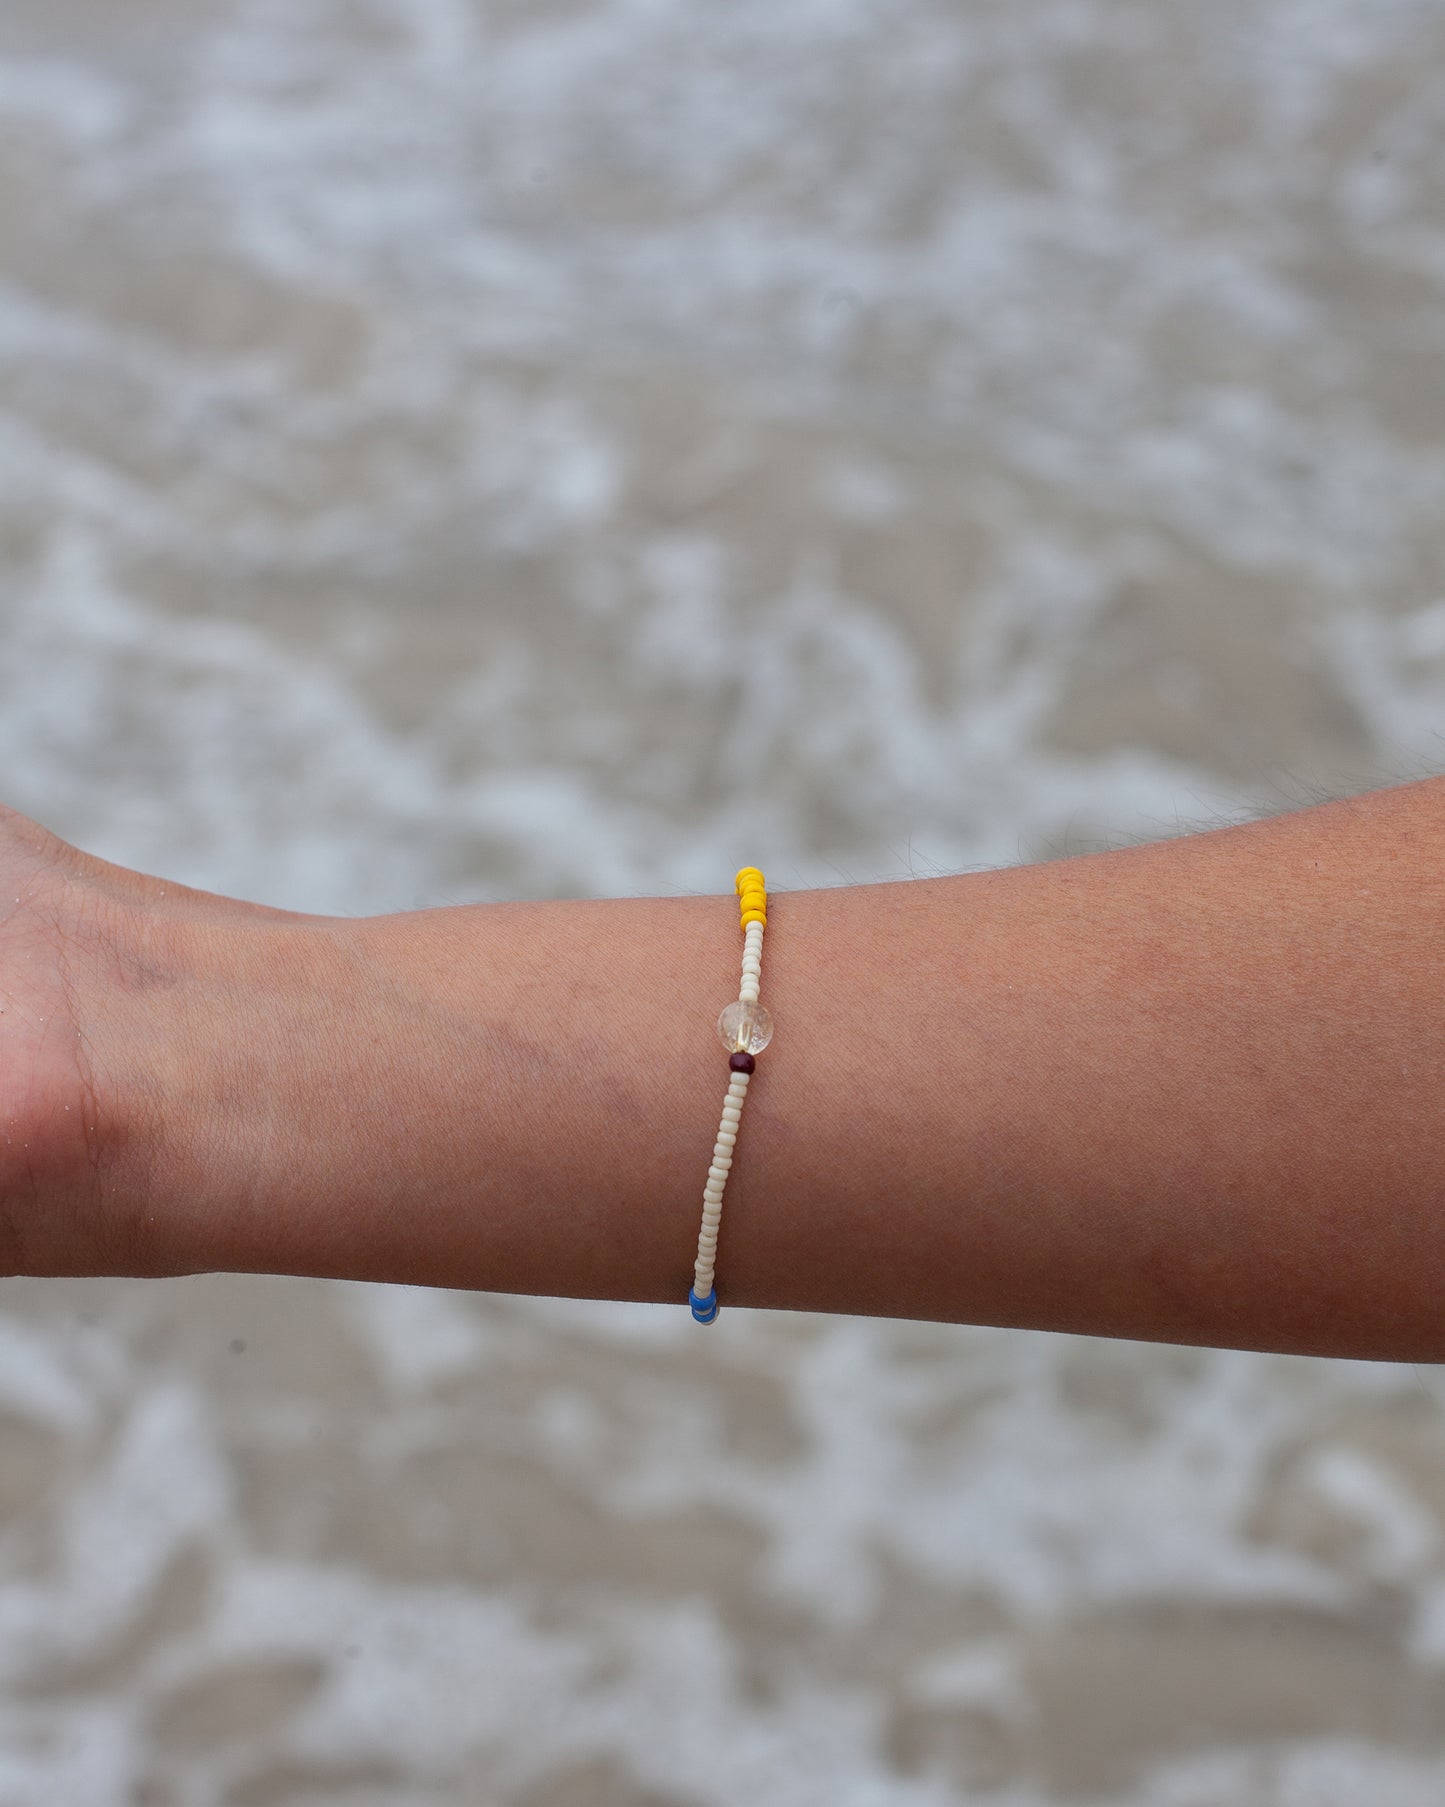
[3,1,1445,1802]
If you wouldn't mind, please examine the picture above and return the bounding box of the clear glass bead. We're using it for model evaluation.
[717,998,773,1054]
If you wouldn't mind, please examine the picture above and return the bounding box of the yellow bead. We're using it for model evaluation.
[740,908,767,927]
[735,868,765,896]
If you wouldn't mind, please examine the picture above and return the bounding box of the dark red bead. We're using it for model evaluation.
[729,1051,756,1073]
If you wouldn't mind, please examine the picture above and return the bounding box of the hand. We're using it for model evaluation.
[0,803,311,1277]
[0,803,148,1273]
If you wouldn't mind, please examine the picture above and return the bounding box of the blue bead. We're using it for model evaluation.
[689,1286,719,1324]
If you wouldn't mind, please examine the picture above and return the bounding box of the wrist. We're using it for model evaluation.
[132,893,737,1297]
[105,910,349,1276]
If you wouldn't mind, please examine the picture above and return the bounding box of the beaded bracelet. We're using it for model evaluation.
[688,867,773,1325]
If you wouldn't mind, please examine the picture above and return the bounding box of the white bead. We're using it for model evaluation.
[695,915,770,1314]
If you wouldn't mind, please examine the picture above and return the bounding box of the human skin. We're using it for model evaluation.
[3,780,1445,1361]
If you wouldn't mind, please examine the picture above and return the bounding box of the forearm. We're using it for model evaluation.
[143,776,1445,1359]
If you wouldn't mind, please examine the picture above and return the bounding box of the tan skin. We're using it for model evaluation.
[0,802,301,1274]
[6,778,1445,1361]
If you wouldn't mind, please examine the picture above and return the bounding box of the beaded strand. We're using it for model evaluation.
[689,867,773,1325]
